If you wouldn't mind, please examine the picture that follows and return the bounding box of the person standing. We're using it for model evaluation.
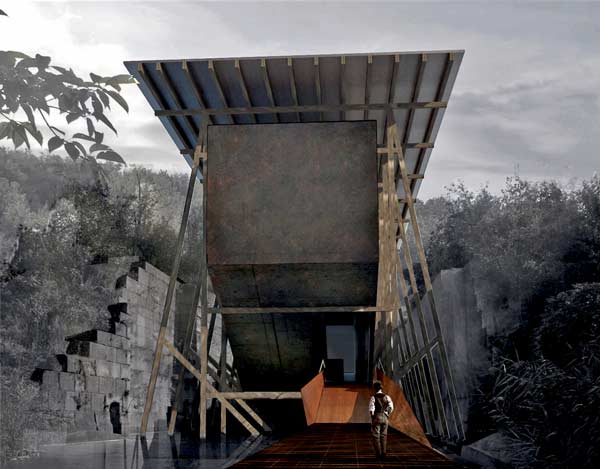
[369,381,394,460]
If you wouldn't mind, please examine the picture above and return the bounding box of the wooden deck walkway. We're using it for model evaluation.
[230,423,464,468]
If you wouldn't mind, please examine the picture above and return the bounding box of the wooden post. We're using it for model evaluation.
[219,312,228,434]
[139,132,203,434]
[167,268,203,435]
[391,124,465,439]
[397,250,438,435]
[199,122,210,440]
[397,217,449,437]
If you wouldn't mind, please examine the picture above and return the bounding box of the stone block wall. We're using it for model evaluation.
[31,257,177,441]
[116,260,175,433]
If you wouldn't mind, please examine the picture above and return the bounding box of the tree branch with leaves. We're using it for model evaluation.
[0,50,133,164]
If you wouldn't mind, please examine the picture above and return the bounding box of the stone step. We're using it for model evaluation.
[66,329,130,351]
[33,366,129,396]
[55,354,131,380]
[66,340,129,364]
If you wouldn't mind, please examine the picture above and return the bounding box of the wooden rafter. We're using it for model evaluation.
[137,63,192,151]
[157,63,198,140]
[364,55,372,120]
[234,59,257,124]
[339,55,346,121]
[208,60,235,124]
[314,57,322,121]
[260,58,279,123]
[287,58,301,122]
[181,60,214,126]
[155,100,447,117]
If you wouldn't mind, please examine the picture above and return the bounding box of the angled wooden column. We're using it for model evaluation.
[391,124,465,440]
[199,122,210,439]
[397,187,450,438]
[163,339,259,436]
[395,259,432,432]
[139,129,205,434]
[219,313,228,434]
[167,266,203,435]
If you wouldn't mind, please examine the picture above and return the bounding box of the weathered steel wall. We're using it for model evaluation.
[207,121,378,307]
[206,121,378,390]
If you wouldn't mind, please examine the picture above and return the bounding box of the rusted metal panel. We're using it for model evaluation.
[209,263,377,307]
[207,121,378,307]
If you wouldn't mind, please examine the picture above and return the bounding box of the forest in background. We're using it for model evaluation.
[1,148,599,467]
[0,148,202,461]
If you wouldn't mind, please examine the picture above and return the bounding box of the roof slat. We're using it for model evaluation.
[137,63,192,150]
[124,50,464,203]
[261,58,279,123]
[234,59,257,124]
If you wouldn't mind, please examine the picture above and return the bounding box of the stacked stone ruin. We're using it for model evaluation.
[31,258,175,442]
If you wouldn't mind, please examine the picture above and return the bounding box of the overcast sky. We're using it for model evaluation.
[1,1,599,199]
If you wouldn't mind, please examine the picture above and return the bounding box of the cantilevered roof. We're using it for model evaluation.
[124,50,463,206]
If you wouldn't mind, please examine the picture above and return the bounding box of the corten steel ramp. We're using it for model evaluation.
[229,424,462,468]
[301,372,431,447]
[252,372,463,468]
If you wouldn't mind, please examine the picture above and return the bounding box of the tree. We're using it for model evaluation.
[0,50,132,163]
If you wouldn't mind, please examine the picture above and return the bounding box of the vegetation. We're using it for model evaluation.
[422,177,600,468]
[0,149,202,462]
[0,50,132,163]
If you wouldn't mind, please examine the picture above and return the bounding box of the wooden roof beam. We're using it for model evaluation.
[156,62,199,140]
[314,57,322,121]
[260,58,279,123]
[287,58,301,122]
[208,60,235,124]
[181,61,213,126]
[155,100,447,117]
[137,63,192,151]
[340,55,346,121]
[234,59,256,124]
[364,55,373,120]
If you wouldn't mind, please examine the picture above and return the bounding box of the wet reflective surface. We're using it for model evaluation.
[6,432,274,469]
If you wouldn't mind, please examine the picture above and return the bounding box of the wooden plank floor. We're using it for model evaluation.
[231,423,464,468]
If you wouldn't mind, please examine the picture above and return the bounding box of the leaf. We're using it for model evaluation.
[0,122,11,140]
[109,73,135,84]
[90,72,102,83]
[64,141,80,160]
[35,54,51,70]
[97,113,117,135]
[86,118,94,136]
[12,125,29,149]
[89,142,109,153]
[66,113,79,124]
[48,136,64,153]
[50,126,66,136]
[73,132,95,142]
[16,57,38,69]
[97,150,125,164]
[97,90,110,108]
[22,103,36,126]
[94,131,104,144]
[105,89,129,112]
[0,9,8,16]
[23,123,43,145]
[91,95,103,116]
[72,140,87,157]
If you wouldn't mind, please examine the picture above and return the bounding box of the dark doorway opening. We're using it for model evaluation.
[109,402,122,434]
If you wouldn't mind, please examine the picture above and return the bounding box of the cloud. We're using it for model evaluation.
[1,1,599,198]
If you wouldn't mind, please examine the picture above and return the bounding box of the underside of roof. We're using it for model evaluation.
[124,50,463,205]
